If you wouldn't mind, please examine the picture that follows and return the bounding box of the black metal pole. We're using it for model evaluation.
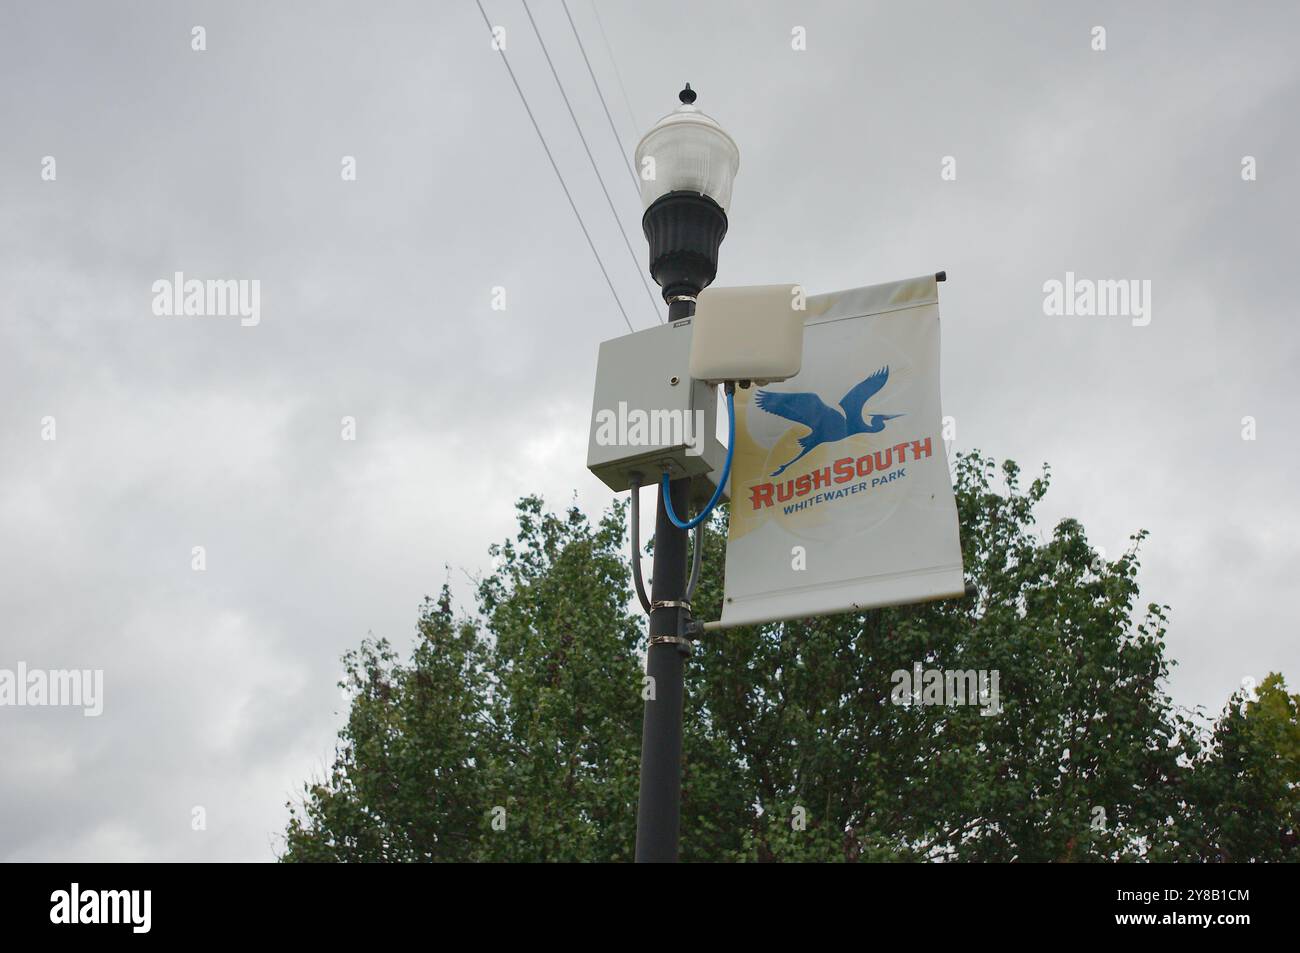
[633,87,730,860]
[635,296,695,863]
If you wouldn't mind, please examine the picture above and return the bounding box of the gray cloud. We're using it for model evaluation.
[1,0,1297,859]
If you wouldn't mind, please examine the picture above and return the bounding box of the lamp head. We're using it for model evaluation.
[634,84,740,213]
[636,86,740,300]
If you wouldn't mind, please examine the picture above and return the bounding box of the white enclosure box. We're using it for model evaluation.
[587,318,728,502]
[689,284,805,386]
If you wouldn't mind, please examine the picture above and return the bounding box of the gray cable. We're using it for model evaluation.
[686,518,704,603]
[631,477,705,613]
[628,475,652,615]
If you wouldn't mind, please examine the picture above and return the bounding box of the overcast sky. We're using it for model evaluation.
[2,1,1296,861]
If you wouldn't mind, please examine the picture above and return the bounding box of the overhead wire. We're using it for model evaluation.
[560,0,641,195]
[521,0,665,324]
[589,0,641,144]
[474,0,635,332]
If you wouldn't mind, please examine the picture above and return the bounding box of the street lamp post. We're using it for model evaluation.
[633,84,740,862]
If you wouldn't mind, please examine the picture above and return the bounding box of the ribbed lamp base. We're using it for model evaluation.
[642,191,728,302]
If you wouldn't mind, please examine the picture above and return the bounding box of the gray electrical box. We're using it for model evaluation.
[587,318,728,501]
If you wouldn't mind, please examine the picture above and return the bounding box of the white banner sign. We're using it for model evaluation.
[719,274,965,628]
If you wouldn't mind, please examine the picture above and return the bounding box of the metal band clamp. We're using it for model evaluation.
[650,600,691,613]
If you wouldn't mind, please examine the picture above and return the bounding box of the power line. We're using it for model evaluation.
[589,0,640,142]
[474,0,635,333]
[560,0,640,195]
[521,0,665,324]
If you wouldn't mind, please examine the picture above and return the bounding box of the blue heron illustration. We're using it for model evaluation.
[754,366,902,477]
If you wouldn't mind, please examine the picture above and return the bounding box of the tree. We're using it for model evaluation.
[280,453,1297,862]
[282,596,493,861]
[1153,674,1300,861]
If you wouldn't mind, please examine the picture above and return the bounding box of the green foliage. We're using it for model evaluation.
[280,453,1297,862]
[282,595,493,861]
[1151,674,1300,861]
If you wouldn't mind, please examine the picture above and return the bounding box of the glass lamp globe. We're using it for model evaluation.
[635,85,740,212]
